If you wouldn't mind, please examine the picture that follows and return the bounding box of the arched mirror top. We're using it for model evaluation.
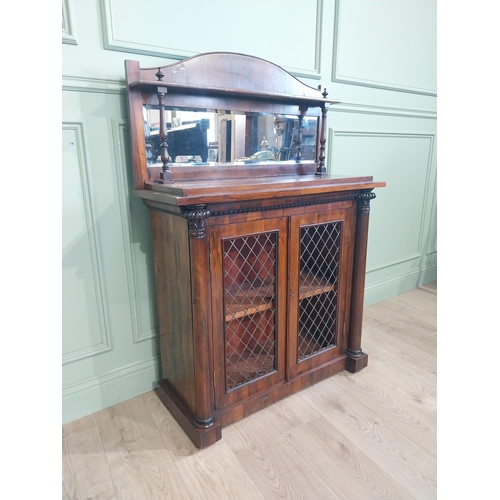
[126,51,338,104]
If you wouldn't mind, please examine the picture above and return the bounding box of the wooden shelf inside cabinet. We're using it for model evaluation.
[298,271,337,300]
[297,331,336,360]
[224,282,275,322]
[226,341,276,389]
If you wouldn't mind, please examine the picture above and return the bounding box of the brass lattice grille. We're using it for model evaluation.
[297,221,342,361]
[223,232,277,391]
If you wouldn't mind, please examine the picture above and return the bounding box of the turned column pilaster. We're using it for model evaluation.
[183,204,214,427]
[346,189,375,372]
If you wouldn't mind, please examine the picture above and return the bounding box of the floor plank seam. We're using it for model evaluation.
[62,283,437,500]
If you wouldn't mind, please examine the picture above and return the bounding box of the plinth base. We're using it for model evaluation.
[345,352,368,373]
[157,380,222,449]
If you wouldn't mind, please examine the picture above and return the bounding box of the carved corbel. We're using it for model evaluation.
[182,205,211,238]
[357,190,376,212]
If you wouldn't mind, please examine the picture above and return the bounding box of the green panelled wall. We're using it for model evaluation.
[62,0,436,423]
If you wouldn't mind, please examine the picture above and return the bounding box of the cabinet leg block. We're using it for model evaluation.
[157,380,222,449]
[345,352,368,373]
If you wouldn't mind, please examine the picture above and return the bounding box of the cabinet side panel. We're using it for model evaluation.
[150,210,196,414]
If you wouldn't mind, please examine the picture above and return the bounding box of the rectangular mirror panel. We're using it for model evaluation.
[143,107,318,165]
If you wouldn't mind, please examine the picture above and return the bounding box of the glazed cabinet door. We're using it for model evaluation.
[210,218,288,410]
[287,207,355,379]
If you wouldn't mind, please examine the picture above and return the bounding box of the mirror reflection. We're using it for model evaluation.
[143,106,318,165]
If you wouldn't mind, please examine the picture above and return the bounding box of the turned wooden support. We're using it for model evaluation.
[157,86,172,183]
[317,97,328,175]
[184,205,214,428]
[295,115,303,162]
[346,189,375,372]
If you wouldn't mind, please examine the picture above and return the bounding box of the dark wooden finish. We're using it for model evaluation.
[346,190,376,372]
[124,52,337,190]
[287,206,356,380]
[186,206,215,428]
[156,87,172,183]
[318,105,328,174]
[124,52,385,448]
[126,52,340,105]
[150,210,196,414]
[210,218,288,411]
[157,381,221,448]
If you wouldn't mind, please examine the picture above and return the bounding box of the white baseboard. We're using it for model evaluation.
[364,265,437,306]
[62,356,160,424]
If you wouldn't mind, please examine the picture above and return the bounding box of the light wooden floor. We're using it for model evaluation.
[62,283,437,500]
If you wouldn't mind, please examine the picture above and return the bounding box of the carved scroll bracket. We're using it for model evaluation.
[182,205,211,238]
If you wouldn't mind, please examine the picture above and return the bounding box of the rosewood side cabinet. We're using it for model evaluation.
[124,52,385,448]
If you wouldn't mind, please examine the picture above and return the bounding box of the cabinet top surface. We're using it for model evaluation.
[136,172,386,206]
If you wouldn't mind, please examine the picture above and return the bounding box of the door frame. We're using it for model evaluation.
[210,218,288,410]
[287,207,355,380]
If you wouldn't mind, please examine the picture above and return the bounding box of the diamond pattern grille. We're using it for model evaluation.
[297,221,342,361]
[223,232,277,391]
